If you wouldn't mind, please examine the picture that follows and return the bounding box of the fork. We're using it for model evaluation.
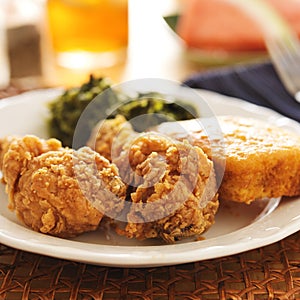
[227,0,300,104]
[265,30,300,103]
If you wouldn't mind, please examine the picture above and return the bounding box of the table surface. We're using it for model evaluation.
[1,1,300,299]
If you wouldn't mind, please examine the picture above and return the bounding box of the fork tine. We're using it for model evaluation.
[266,35,300,101]
[227,0,300,103]
[268,40,298,72]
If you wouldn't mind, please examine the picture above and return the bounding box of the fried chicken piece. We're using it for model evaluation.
[87,114,136,161]
[1,135,63,201]
[0,136,18,172]
[1,135,127,238]
[114,132,219,243]
[88,117,219,243]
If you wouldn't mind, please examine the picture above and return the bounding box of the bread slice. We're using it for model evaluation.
[152,116,300,203]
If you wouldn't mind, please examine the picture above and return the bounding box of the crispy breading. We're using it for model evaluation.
[1,136,127,238]
[0,136,18,172]
[1,135,63,202]
[153,116,300,203]
[114,133,219,243]
[87,114,136,161]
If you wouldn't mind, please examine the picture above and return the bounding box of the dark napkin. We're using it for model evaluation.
[182,62,300,123]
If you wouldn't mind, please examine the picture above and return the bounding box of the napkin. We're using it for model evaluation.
[182,62,300,123]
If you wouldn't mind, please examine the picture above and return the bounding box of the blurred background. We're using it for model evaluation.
[0,0,194,89]
[1,0,299,90]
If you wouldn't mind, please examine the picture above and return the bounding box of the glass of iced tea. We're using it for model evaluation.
[46,0,128,69]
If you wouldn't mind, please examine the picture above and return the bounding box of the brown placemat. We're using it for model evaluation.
[1,88,300,300]
[0,232,300,299]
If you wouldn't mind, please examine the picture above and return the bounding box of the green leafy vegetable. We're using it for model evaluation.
[47,76,199,148]
[48,75,118,147]
[114,92,198,132]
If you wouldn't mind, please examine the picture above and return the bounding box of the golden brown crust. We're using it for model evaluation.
[1,135,127,238]
[217,116,300,203]
[1,135,62,203]
[0,136,18,172]
[87,114,136,161]
[114,133,219,243]
[15,149,104,237]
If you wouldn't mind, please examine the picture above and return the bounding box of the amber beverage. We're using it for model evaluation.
[47,0,128,69]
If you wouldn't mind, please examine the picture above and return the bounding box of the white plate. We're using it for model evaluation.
[0,88,300,267]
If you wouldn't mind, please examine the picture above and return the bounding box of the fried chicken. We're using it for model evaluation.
[1,120,219,243]
[114,132,219,243]
[87,116,219,243]
[1,135,126,238]
[87,114,136,161]
[0,135,63,200]
[0,136,17,172]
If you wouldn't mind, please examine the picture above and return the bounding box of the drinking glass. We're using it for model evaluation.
[46,0,128,69]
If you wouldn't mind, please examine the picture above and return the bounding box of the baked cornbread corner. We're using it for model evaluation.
[218,116,300,203]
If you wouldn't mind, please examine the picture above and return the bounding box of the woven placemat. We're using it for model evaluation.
[0,232,300,299]
[1,88,300,300]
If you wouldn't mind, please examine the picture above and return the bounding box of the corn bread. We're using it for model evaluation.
[153,116,300,203]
